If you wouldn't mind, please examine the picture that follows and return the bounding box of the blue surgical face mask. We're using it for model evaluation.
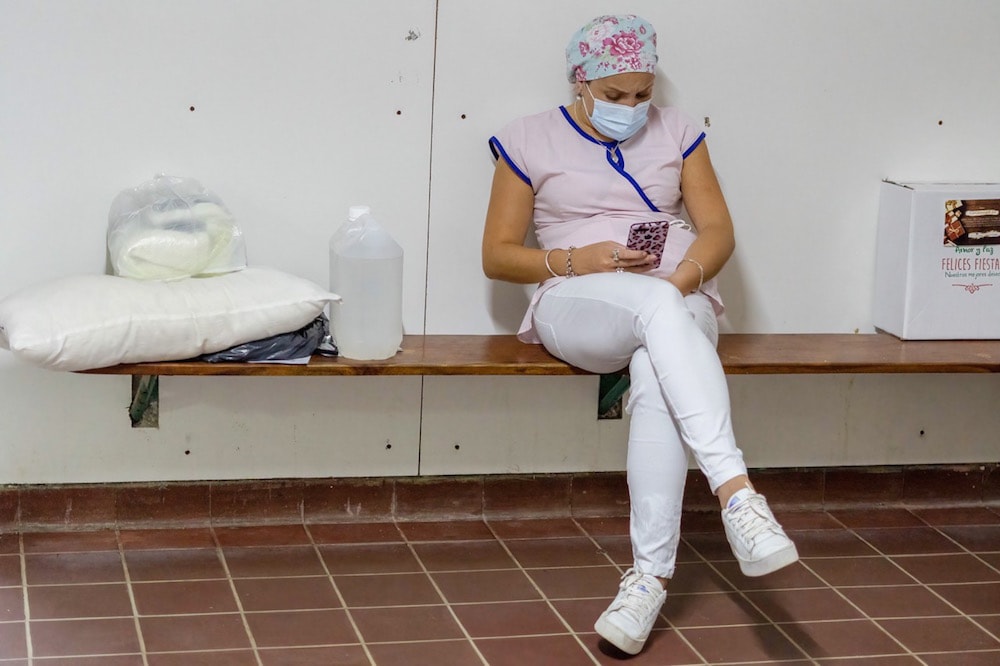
[585,84,651,142]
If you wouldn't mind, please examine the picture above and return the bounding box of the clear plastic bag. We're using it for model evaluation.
[108,174,247,280]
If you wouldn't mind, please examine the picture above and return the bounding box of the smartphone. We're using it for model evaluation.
[626,221,669,268]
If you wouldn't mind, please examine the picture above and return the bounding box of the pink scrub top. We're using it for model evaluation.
[489,104,724,343]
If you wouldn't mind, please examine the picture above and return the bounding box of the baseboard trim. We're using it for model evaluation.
[2,463,997,531]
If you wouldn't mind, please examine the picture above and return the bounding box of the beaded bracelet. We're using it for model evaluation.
[565,246,577,277]
[543,249,559,278]
[680,257,704,293]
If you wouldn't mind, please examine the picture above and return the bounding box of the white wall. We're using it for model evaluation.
[2,0,998,484]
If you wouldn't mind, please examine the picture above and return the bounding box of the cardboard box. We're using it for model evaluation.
[873,181,1000,339]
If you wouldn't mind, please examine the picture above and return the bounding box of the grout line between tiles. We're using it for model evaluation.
[211,526,264,666]
[395,520,492,665]
[18,533,32,663]
[481,518,605,665]
[115,529,150,666]
[303,522,378,666]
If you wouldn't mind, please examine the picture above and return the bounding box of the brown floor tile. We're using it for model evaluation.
[366,639,482,666]
[214,524,311,547]
[804,556,915,587]
[223,546,325,578]
[830,508,924,528]
[24,551,125,585]
[28,583,132,620]
[234,576,341,612]
[453,600,567,638]
[891,553,1000,584]
[0,621,28,658]
[30,617,141,657]
[664,590,767,627]
[486,518,584,539]
[412,539,516,571]
[244,609,359,648]
[919,652,1000,666]
[139,613,251,652]
[396,519,494,541]
[912,506,1000,526]
[0,533,19,555]
[853,526,964,555]
[39,656,145,665]
[778,510,845,530]
[335,572,441,607]
[711,560,825,590]
[146,652,258,666]
[938,524,1000,552]
[930,582,1000,615]
[574,515,630,537]
[0,587,24,621]
[591,534,632,565]
[839,584,958,618]
[351,605,464,642]
[22,530,119,553]
[781,618,907,659]
[318,543,421,575]
[308,521,403,544]
[681,531,736,561]
[744,587,865,622]
[665,561,734,595]
[119,527,216,550]
[476,634,596,666]
[132,579,239,615]
[258,645,370,666]
[125,547,226,581]
[825,468,907,508]
[674,622,806,662]
[503,536,612,568]
[432,569,542,603]
[880,616,1000,653]
[527,565,622,600]
[792,529,881,557]
[0,554,22,586]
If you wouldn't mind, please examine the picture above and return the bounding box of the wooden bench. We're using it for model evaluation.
[83,333,1000,426]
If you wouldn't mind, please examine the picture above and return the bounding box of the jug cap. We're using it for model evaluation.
[348,205,371,221]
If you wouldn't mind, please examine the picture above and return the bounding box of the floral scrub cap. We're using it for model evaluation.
[566,14,658,83]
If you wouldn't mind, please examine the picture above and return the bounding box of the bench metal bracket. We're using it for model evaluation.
[130,375,159,428]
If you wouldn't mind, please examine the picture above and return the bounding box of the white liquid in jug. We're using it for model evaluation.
[331,255,403,360]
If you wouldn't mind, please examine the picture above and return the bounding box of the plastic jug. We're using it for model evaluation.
[329,205,404,360]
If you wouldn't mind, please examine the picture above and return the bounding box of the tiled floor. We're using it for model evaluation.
[1,505,999,665]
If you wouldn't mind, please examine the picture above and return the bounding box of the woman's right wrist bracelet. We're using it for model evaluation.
[543,249,559,278]
[565,246,577,277]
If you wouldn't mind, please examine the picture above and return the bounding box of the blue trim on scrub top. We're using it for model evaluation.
[488,136,531,187]
[560,106,660,214]
[683,132,706,159]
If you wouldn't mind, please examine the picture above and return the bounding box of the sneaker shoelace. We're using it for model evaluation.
[729,495,780,546]
[611,569,661,622]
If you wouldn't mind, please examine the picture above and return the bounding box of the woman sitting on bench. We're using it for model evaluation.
[481,13,799,656]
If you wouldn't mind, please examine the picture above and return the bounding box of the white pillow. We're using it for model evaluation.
[0,267,340,371]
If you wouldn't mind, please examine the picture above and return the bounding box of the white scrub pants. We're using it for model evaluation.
[533,273,748,579]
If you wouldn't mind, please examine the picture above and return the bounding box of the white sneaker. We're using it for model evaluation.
[593,567,666,655]
[722,490,799,577]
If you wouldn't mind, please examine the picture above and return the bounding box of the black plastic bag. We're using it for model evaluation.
[199,314,334,362]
